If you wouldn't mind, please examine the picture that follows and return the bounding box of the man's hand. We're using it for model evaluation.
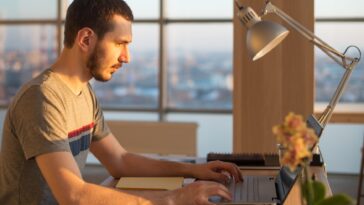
[190,161,243,184]
[168,181,232,205]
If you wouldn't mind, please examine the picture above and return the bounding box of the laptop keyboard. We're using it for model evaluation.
[229,176,259,201]
[207,152,280,167]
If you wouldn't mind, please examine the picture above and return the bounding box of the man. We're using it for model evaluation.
[0,0,242,204]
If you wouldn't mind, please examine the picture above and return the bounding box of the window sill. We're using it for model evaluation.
[314,103,364,123]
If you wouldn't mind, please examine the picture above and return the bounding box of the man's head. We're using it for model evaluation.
[64,0,133,82]
[64,0,133,48]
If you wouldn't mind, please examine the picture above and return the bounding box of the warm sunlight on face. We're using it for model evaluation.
[88,15,132,82]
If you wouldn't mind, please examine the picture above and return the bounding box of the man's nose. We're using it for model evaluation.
[119,47,130,63]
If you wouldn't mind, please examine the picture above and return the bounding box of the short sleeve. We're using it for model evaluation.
[12,86,71,159]
[88,85,110,141]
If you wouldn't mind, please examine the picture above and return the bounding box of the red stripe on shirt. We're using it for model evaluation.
[68,122,95,138]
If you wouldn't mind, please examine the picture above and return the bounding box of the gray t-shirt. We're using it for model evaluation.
[0,69,110,204]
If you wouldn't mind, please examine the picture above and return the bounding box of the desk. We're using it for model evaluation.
[101,166,331,205]
[283,166,332,205]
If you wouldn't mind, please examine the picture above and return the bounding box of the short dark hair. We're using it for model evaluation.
[64,0,134,48]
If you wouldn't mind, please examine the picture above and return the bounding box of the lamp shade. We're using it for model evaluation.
[247,20,289,61]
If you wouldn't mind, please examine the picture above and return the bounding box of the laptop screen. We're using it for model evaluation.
[306,114,324,138]
[275,166,302,204]
[306,114,324,153]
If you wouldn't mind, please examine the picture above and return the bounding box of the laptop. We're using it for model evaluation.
[210,166,301,205]
[306,114,324,142]
[211,114,323,205]
[306,114,325,165]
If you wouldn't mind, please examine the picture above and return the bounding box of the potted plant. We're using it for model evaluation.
[273,112,354,205]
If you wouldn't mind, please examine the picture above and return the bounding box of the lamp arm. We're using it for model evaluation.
[318,66,354,126]
[262,1,357,70]
[261,1,361,127]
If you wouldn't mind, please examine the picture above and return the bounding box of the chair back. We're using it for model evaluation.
[106,120,198,156]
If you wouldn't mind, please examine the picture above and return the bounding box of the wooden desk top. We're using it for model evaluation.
[101,166,331,205]
[284,166,332,205]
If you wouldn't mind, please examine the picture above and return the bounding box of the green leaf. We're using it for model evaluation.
[301,181,309,201]
[315,194,354,205]
[311,181,326,203]
[302,181,314,205]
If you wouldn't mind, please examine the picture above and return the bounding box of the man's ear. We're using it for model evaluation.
[76,27,96,52]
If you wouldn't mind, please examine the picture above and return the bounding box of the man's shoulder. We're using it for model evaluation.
[10,69,63,106]
[29,68,61,89]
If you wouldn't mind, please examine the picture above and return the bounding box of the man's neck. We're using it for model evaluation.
[51,48,91,95]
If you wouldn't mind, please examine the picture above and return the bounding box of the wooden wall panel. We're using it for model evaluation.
[233,0,314,153]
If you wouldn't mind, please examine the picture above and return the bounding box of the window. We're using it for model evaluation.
[0,0,233,118]
[166,24,233,110]
[0,0,60,105]
[315,22,364,104]
[1,0,363,122]
[166,0,232,19]
[314,0,364,115]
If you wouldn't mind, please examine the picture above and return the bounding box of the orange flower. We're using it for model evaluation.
[273,112,318,171]
[284,112,306,132]
[301,128,318,148]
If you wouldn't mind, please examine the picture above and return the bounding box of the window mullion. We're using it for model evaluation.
[57,0,62,56]
[158,0,168,121]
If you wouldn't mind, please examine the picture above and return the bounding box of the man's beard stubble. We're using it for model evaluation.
[87,43,108,82]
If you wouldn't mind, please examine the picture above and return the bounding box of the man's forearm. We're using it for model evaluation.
[117,153,195,178]
[76,182,172,205]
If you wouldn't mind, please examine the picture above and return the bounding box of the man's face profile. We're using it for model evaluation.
[87,15,132,82]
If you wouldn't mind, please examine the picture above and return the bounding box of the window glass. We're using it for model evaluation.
[124,0,159,19]
[61,0,70,19]
[166,113,232,157]
[92,24,159,109]
[0,0,57,20]
[315,0,364,18]
[0,25,58,105]
[315,22,364,103]
[167,23,233,110]
[166,0,233,19]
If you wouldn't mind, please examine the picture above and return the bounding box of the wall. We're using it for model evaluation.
[233,0,314,153]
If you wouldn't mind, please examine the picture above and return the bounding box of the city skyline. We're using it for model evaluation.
[1,46,363,108]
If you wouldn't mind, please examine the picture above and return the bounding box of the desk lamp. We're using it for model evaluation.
[235,0,362,163]
[235,0,361,131]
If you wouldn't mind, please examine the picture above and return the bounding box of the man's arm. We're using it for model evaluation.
[90,133,192,178]
[90,134,242,183]
[35,151,162,204]
[36,151,232,205]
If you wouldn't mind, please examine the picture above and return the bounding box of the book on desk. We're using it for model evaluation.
[115,177,184,190]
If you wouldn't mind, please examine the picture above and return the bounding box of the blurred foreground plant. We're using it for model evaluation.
[273,112,354,205]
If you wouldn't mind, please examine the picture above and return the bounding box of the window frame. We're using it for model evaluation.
[0,0,363,123]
